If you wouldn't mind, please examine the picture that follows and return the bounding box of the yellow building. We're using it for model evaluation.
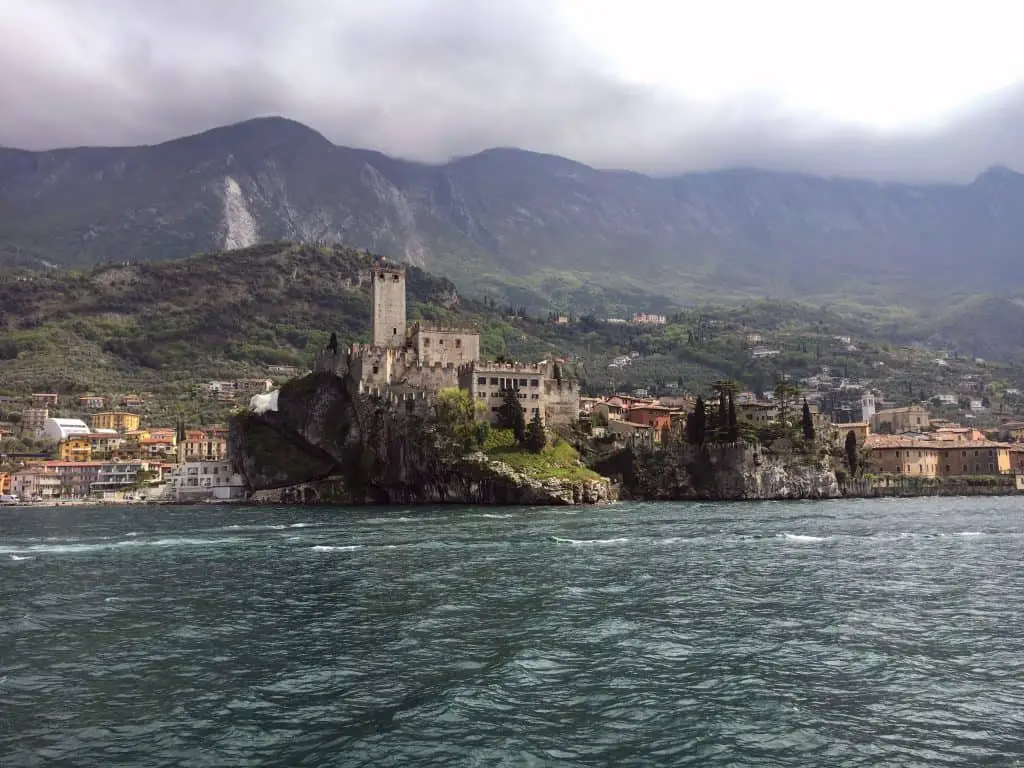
[58,437,93,463]
[0,472,11,495]
[866,437,1012,478]
[870,405,929,435]
[91,411,141,432]
[836,422,871,444]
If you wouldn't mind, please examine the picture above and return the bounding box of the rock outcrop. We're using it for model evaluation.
[598,442,840,501]
[229,372,614,506]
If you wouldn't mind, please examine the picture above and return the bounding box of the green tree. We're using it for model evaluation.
[801,398,815,441]
[498,387,526,443]
[726,394,739,443]
[844,430,859,477]
[433,387,477,455]
[774,380,800,426]
[525,411,546,453]
[686,395,707,445]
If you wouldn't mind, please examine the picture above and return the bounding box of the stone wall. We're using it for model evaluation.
[411,324,480,367]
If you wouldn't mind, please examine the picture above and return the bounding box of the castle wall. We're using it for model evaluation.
[411,324,480,367]
[371,263,407,348]
[543,379,580,426]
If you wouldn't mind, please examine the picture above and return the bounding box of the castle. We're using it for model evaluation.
[317,257,579,425]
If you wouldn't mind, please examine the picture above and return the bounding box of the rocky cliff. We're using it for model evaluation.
[228,372,613,506]
[596,441,840,501]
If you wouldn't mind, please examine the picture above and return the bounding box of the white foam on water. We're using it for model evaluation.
[311,545,362,552]
[476,513,515,519]
[0,537,243,555]
[954,531,985,537]
[552,536,631,546]
[778,533,831,543]
[9,554,32,561]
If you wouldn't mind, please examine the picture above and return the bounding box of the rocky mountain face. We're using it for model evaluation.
[3,116,1024,306]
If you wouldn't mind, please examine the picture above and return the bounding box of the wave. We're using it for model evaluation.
[311,545,362,552]
[551,536,631,546]
[778,533,832,543]
[475,513,515,519]
[0,537,243,555]
[9,554,33,561]
[363,516,419,524]
[953,531,985,537]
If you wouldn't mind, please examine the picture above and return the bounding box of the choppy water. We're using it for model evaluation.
[2,498,1024,767]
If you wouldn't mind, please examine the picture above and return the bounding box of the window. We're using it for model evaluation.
[519,378,528,387]
[989,463,994,471]
[372,365,379,375]
[491,407,499,413]
[976,464,981,472]
[490,378,499,386]
[455,339,462,348]
[531,379,539,387]
[946,464,951,472]
[439,338,445,345]
[477,377,486,385]
[393,327,398,336]
[392,274,399,282]
[424,338,431,347]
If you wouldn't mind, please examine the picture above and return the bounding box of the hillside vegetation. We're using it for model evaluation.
[2,242,1023,431]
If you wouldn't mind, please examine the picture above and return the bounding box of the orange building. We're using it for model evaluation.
[0,472,10,495]
[627,405,672,433]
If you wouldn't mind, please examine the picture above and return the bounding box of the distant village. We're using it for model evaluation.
[5,259,1024,502]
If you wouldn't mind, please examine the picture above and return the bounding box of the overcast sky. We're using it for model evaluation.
[2,0,1022,181]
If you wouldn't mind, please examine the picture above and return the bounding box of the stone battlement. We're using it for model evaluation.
[458,360,552,376]
[411,321,480,335]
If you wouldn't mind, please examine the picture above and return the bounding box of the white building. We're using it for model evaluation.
[164,461,246,502]
[42,417,91,442]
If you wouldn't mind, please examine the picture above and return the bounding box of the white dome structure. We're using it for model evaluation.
[42,417,91,441]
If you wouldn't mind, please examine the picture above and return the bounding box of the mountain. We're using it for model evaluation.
[3,116,1024,309]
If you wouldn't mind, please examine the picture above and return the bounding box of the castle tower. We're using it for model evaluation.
[371,260,407,348]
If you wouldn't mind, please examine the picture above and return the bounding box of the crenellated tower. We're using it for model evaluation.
[371,260,407,348]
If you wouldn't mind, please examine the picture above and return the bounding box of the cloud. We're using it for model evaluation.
[0,0,1021,182]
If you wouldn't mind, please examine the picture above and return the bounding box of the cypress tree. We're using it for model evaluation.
[845,430,858,476]
[727,394,739,443]
[801,398,815,441]
[525,410,546,453]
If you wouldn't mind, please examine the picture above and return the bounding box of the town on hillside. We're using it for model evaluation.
[5,259,1024,502]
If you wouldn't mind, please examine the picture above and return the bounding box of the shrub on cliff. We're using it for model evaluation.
[434,387,477,456]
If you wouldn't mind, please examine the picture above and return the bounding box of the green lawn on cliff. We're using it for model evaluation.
[483,428,601,482]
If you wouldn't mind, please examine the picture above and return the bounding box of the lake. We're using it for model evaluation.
[2,497,1023,766]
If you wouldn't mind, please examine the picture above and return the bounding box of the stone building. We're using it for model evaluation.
[319,258,481,393]
[458,360,580,426]
[315,257,578,427]
[870,404,929,435]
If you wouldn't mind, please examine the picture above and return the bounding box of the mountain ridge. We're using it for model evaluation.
[2,116,1024,310]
